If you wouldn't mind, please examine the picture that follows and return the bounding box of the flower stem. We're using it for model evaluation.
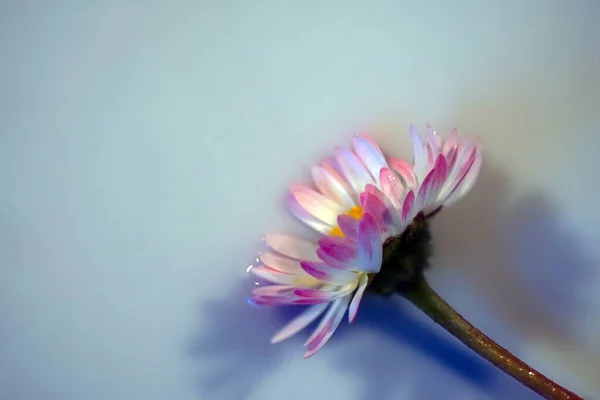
[398,275,583,400]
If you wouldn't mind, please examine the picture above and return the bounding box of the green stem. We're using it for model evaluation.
[399,276,583,400]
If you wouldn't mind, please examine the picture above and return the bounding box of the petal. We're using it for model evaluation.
[334,147,374,195]
[357,213,382,273]
[410,125,428,182]
[250,266,297,285]
[291,185,345,226]
[416,154,448,210]
[443,127,459,156]
[303,296,351,358]
[321,157,358,203]
[444,145,483,206]
[380,167,405,212]
[287,194,332,234]
[265,234,320,261]
[293,286,354,300]
[252,285,295,297]
[401,190,416,223]
[440,140,477,202]
[364,184,402,235]
[348,274,368,323]
[270,303,329,344]
[300,261,358,285]
[318,236,358,264]
[311,166,355,209]
[316,248,353,270]
[390,158,417,188]
[426,124,442,150]
[337,214,359,241]
[259,251,305,274]
[352,135,387,184]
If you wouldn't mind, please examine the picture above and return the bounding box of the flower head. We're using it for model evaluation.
[250,125,482,357]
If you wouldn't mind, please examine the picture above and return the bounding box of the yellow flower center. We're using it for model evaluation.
[329,206,364,237]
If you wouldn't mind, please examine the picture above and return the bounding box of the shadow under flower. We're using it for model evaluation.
[330,163,595,399]
[189,278,305,400]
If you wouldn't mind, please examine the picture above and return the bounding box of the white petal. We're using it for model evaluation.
[352,135,387,185]
[410,125,428,182]
[311,166,355,209]
[348,274,368,323]
[270,303,329,344]
[287,194,332,234]
[358,213,383,273]
[444,145,482,206]
[259,252,305,274]
[265,234,320,261]
[291,185,345,226]
[250,266,300,285]
[334,147,374,195]
[303,296,351,358]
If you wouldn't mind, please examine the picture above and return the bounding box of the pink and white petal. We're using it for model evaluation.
[265,234,320,261]
[390,158,417,188]
[439,140,477,202]
[410,125,428,182]
[360,191,386,232]
[348,274,369,323]
[303,296,352,358]
[334,147,374,195]
[259,252,305,274]
[337,215,359,241]
[426,124,443,150]
[291,185,345,226]
[416,154,448,210]
[358,213,383,273]
[352,135,387,184]
[443,146,482,206]
[293,286,354,300]
[287,194,332,234]
[300,260,358,285]
[321,157,358,203]
[380,167,405,209]
[318,235,358,264]
[250,266,297,285]
[252,285,295,297]
[365,184,402,235]
[270,303,329,343]
[311,166,355,209]
[443,127,459,156]
[401,190,416,224]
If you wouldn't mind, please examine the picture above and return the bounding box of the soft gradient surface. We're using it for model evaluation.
[1,1,599,399]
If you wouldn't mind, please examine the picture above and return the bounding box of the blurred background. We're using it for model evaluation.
[1,1,599,399]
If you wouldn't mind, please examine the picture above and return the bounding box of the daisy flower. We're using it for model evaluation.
[250,126,482,358]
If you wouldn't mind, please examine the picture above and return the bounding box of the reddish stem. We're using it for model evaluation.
[400,276,583,399]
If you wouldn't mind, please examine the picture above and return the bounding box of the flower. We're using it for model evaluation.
[250,125,482,358]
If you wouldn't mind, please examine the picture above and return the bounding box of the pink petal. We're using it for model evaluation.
[321,157,357,202]
[444,145,482,206]
[357,213,382,273]
[401,190,415,223]
[352,135,387,184]
[259,252,305,274]
[390,158,417,188]
[287,194,332,234]
[252,285,295,297]
[318,236,358,263]
[440,140,477,202]
[303,296,351,358]
[360,191,387,232]
[365,184,402,234]
[410,125,428,181]
[379,167,405,212]
[416,154,447,209]
[300,261,357,285]
[311,166,355,209]
[270,303,329,343]
[265,234,320,261]
[316,248,353,270]
[291,185,345,226]
[348,274,368,323]
[293,287,353,299]
[337,214,359,240]
[334,147,374,195]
